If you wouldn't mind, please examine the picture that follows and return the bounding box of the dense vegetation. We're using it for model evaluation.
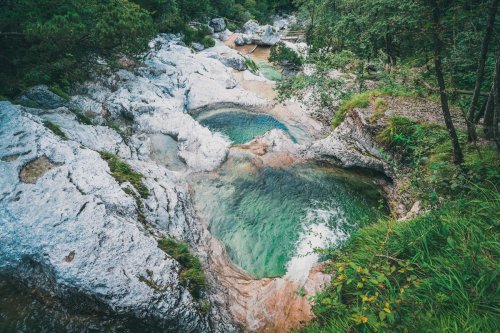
[299,112,499,332]
[0,0,295,98]
[282,0,499,158]
[278,0,500,331]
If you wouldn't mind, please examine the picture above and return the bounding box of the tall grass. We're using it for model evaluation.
[300,114,500,332]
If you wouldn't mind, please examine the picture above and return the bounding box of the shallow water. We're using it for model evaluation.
[197,108,295,144]
[149,133,186,171]
[235,46,282,81]
[189,156,385,279]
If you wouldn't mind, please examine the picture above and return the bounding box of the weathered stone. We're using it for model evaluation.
[209,18,226,33]
[259,25,281,46]
[17,85,67,109]
[192,42,205,52]
[19,155,61,183]
[243,20,260,34]
[234,34,245,46]
[0,102,218,332]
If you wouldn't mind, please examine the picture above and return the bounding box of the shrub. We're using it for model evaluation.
[244,57,259,73]
[269,42,303,68]
[332,92,370,128]
[73,112,92,125]
[158,238,207,299]
[202,36,215,48]
[304,189,500,333]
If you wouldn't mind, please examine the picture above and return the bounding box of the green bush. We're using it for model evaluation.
[99,151,150,198]
[269,42,303,68]
[158,238,207,299]
[332,92,370,128]
[0,0,154,97]
[202,36,215,48]
[73,112,92,125]
[244,57,259,73]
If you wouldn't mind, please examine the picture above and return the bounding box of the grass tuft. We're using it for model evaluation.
[332,92,370,128]
[43,120,67,140]
[99,152,150,198]
[158,238,207,299]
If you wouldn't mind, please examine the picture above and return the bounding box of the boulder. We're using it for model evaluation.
[209,18,226,33]
[17,85,67,109]
[192,42,205,52]
[243,34,253,45]
[273,19,288,31]
[234,34,245,46]
[243,20,260,34]
[259,25,281,46]
[0,102,211,332]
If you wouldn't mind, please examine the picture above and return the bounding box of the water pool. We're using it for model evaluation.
[196,108,295,144]
[189,155,386,279]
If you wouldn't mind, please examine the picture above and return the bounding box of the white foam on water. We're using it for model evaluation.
[285,201,350,284]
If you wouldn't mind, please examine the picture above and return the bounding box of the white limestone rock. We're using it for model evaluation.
[0,102,212,332]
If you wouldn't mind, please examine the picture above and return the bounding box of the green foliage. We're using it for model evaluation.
[244,57,259,73]
[0,0,154,97]
[303,189,499,332]
[182,24,213,46]
[158,238,207,299]
[297,0,498,94]
[42,120,67,140]
[73,112,93,125]
[309,50,359,72]
[0,0,295,96]
[202,36,215,49]
[269,42,303,68]
[99,151,150,198]
[312,257,419,331]
[332,92,370,128]
[48,85,70,101]
[377,116,499,202]
[276,73,343,108]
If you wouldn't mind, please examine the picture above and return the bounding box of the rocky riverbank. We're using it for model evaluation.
[0,27,406,333]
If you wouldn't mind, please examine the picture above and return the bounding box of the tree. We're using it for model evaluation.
[428,0,463,164]
[466,0,499,141]
[0,0,154,96]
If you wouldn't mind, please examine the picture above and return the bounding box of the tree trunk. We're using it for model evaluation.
[483,85,495,137]
[429,0,464,164]
[492,56,500,151]
[466,0,499,141]
[474,86,493,123]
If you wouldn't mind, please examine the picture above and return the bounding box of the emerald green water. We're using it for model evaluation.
[197,109,295,144]
[189,155,385,279]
